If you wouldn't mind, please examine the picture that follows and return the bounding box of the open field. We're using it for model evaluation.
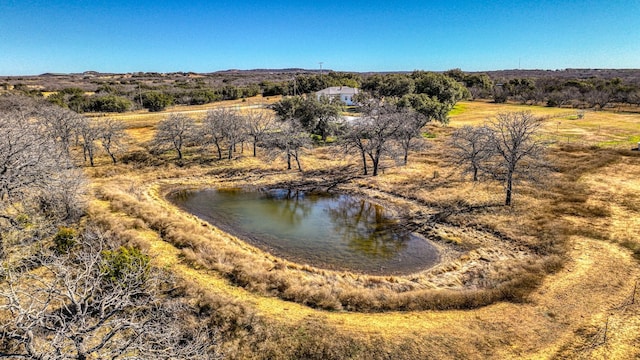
[77,100,640,358]
[87,95,282,142]
[450,101,640,149]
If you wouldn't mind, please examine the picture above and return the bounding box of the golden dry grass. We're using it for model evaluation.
[81,100,640,359]
[86,95,281,144]
[450,100,640,149]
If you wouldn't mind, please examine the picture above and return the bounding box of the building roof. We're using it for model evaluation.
[316,86,359,96]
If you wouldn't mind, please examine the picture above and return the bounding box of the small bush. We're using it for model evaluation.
[53,226,77,254]
[100,246,150,285]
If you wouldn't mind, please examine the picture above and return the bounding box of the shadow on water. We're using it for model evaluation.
[327,197,408,259]
[262,189,314,227]
[168,188,439,275]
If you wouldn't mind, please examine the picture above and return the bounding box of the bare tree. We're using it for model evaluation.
[0,112,62,203]
[485,112,547,206]
[0,228,219,359]
[152,114,196,160]
[342,102,402,176]
[97,118,127,164]
[341,122,370,175]
[448,125,493,181]
[222,111,245,160]
[201,109,231,160]
[78,118,101,167]
[585,89,612,110]
[244,111,275,157]
[38,105,84,157]
[394,110,429,165]
[0,105,83,257]
[264,120,311,171]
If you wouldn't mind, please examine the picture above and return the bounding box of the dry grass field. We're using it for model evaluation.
[84,99,640,359]
[87,95,282,143]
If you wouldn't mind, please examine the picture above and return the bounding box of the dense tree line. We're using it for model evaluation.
[491,76,640,109]
[8,69,640,116]
[357,70,640,110]
[45,83,265,113]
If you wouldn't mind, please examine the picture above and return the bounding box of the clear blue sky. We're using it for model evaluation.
[1,0,638,75]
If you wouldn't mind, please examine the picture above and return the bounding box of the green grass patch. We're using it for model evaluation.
[597,135,640,148]
[422,132,437,139]
[563,111,585,120]
[448,103,468,116]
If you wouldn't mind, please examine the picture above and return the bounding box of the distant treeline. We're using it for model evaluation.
[4,68,640,112]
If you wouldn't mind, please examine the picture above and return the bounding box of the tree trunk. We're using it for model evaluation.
[294,149,302,171]
[252,140,257,157]
[87,147,95,167]
[286,152,292,170]
[360,150,368,175]
[215,142,222,160]
[108,151,117,164]
[473,166,478,182]
[371,153,380,176]
[505,172,513,206]
[369,147,382,176]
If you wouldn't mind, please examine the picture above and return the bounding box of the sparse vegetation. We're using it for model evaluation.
[2,81,640,359]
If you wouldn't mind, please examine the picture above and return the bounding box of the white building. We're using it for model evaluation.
[316,86,359,106]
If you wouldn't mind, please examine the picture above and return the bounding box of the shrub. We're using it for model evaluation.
[100,246,150,285]
[53,226,77,254]
[143,91,173,112]
[87,95,132,113]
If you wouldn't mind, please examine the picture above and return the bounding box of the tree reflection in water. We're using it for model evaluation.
[169,188,436,274]
[262,189,314,227]
[327,196,410,259]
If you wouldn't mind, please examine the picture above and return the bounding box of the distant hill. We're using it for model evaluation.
[481,68,640,82]
[4,68,640,93]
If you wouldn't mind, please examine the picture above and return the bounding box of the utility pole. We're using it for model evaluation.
[319,62,324,81]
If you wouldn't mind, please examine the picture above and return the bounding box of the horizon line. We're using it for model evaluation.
[3,67,640,78]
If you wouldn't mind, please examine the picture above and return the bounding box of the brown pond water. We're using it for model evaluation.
[168,188,439,275]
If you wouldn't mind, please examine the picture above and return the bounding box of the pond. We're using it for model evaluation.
[168,188,439,275]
